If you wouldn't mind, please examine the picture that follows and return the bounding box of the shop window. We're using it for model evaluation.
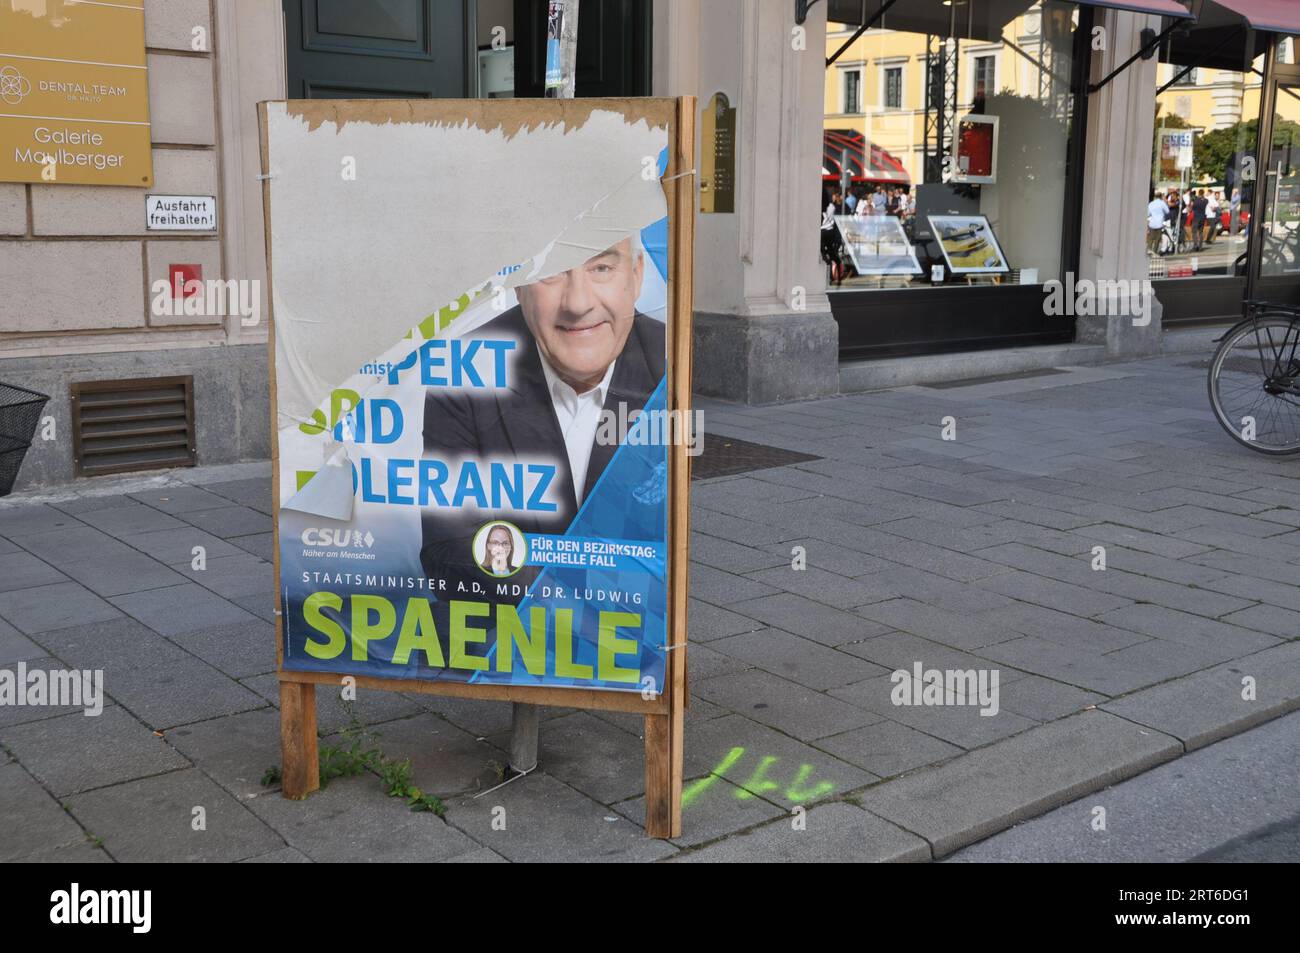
[1257,40,1300,284]
[1145,17,1264,282]
[821,1,1081,294]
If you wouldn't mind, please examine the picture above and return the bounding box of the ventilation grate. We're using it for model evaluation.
[71,376,196,477]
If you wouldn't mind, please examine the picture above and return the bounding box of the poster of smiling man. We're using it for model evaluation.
[261,96,694,759]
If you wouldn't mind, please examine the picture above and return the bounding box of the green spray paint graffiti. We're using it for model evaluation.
[681,747,837,808]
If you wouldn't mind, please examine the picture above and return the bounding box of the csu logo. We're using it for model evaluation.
[302,528,375,548]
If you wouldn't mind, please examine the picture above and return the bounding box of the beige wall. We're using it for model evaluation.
[655,0,831,318]
[0,0,284,359]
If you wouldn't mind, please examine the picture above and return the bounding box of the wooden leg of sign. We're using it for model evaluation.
[279,681,319,800]
[509,702,539,773]
[644,713,672,837]
[644,702,682,838]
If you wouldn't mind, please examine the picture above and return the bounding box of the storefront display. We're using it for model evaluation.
[834,215,922,276]
[928,215,1009,274]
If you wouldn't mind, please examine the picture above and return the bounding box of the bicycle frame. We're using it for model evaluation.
[1229,300,1300,398]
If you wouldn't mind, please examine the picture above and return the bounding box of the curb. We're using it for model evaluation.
[847,639,1300,859]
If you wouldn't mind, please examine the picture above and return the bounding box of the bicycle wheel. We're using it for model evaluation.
[1208,315,1300,455]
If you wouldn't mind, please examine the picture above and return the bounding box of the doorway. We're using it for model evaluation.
[282,0,472,99]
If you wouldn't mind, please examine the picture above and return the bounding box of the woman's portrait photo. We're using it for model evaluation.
[472,521,526,578]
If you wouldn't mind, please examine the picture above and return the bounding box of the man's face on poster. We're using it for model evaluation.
[517,237,644,391]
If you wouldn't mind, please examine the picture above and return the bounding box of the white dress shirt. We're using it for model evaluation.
[537,346,616,505]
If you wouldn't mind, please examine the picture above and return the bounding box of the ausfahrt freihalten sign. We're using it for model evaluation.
[259,97,696,837]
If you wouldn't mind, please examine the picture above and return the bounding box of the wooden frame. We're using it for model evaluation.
[258,96,695,838]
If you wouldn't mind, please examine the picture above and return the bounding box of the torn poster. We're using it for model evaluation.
[264,99,676,694]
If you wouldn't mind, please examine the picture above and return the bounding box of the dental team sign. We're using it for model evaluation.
[265,99,683,697]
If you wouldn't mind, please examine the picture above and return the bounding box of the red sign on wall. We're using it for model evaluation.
[169,263,202,299]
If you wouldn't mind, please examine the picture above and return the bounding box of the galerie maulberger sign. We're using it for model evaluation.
[0,0,153,187]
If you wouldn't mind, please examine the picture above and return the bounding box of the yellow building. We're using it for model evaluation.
[824,4,1078,185]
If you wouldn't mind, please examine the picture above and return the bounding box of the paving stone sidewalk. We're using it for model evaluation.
[3,355,1300,862]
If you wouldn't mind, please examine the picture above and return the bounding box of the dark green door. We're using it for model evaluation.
[511,0,651,99]
[283,0,469,98]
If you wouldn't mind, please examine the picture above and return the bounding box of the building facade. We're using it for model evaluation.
[2,0,1299,491]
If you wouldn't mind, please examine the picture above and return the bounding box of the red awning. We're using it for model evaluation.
[1080,0,1193,16]
[824,130,910,184]
[1212,0,1300,34]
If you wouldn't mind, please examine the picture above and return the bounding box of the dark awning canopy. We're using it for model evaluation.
[1160,2,1269,72]
[1080,0,1194,16]
[829,0,1192,43]
[1212,0,1300,34]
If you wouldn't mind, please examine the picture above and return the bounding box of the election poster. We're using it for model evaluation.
[262,98,691,716]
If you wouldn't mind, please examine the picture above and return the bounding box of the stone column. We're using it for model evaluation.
[654,0,839,403]
[1076,9,1163,357]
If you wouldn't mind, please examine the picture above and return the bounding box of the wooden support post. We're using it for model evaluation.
[644,713,673,837]
[645,94,696,840]
[509,702,540,774]
[279,680,319,800]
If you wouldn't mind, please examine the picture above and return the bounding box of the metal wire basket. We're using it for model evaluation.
[0,382,50,497]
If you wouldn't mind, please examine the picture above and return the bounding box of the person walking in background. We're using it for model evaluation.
[1231,187,1243,236]
[1165,190,1181,252]
[1206,190,1221,245]
[1191,189,1208,252]
[821,189,846,286]
[1148,190,1169,255]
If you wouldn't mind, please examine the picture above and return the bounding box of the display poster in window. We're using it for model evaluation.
[834,215,922,275]
[928,214,1010,274]
[952,115,998,185]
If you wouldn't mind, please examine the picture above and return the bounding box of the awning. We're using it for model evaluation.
[1078,1,1194,17]
[823,130,910,184]
[830,1,1191,44]
[1212,0,1300,34]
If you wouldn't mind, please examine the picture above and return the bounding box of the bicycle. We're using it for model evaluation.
[1208,298,1300,454]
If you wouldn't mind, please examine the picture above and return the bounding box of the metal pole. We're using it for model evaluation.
[509,700,540,774]
[544,0,581,100]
